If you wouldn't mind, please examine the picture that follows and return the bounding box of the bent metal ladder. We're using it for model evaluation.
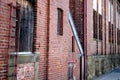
[68,12,84,80]
[7,3,20,80]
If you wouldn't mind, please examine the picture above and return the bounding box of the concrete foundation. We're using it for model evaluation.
[8,53,39,80]
[87,54,120,80]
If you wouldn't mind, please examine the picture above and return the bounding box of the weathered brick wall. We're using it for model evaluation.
[86,0,118,55]
[8,53,39,80]
[17,63,34,80]
[48,0,80,79]
[69,0,84,44]
[0,0,17,79]
[0,0,39,80]
[35,0,80,80]
[86,0,120,80]
[34,0,48,80]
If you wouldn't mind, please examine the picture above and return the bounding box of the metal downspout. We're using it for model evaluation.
[83,0,87,79]
[68,12,84,80]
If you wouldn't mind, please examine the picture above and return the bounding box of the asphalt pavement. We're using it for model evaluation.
[94,67,120,80]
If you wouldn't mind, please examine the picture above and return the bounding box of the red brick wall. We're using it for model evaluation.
[17,63,34,80]
[48,0,80,79]
[86,0,118,55]
[35,0,80,80]
[1,0,120,80]
[69,0,84,44]
[0,0,16,79]
[69,0,119,77]
[34,0,48,80]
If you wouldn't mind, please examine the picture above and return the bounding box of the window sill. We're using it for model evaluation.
[93,38,102,42]
[9,52,39,64]
[109,42,114,45]
[10,52,33,55]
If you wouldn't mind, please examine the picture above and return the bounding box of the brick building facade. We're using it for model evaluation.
[86,0,120,79]
[0,0,80,80]
[0,0,120,80]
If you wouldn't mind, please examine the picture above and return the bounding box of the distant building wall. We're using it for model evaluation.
[86,0,120,80]
[70,0,120,80]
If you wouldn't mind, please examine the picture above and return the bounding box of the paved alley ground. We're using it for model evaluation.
[94,67,120,80]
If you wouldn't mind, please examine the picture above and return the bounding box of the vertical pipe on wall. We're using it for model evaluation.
[83,0,87,79]
[104,0,107,55]
[96,0,99,55]
[46,0,50,79]
[69,12,84,80]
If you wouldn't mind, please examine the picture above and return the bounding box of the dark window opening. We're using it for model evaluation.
[93,10,98,39]
[111,24,114,43]
[57,8,63,35]
[17,0,34,52]
[99,14,102,40]
[111,0,113,4]
[72,36,75,52]
[109,22,114,43]
[117,29,120,45]
[109,22,111,43]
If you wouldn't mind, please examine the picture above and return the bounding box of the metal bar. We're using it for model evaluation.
[69,12,84,56]
[68,12,84,80]
[7,74,16,77]
[14,5,21,80]
[7,3,21,80]
[83,0,87,79]
[7,3,13,79]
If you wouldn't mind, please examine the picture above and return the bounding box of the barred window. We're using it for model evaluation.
[117,29,120,45]
[111,0,113,4]
[109,22,111,42]
[18,0,34,52]
[93,10,98,39]
[99,14,102,40]
[57,8,63,35]
[108,22,114,43]
[111,24,114,43]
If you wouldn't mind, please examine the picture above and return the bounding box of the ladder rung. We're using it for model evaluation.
[0,70,7,73]
[2,64,7,67]
[12,26,16,28]
[12,16,16,18]
[7,74,16,77]
[9,65,17,67]
[11,17,18,22]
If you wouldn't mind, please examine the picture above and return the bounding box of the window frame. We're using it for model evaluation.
[72,36,75,52]
[93,9,98,39]
[57,8,63,36]
[99,14,103,40]
[17,0,35,52]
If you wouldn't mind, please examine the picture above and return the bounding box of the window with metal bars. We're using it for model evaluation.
[117,29,120,45]
[109,22,114,43]
[109,22,111,42]
[93,10,98,39]
[17,0,34,52]
[111,0,113,4]
[93,9,103,40]
[99,14,102,40]
[57,8,63,35]
[111,24,114,43]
